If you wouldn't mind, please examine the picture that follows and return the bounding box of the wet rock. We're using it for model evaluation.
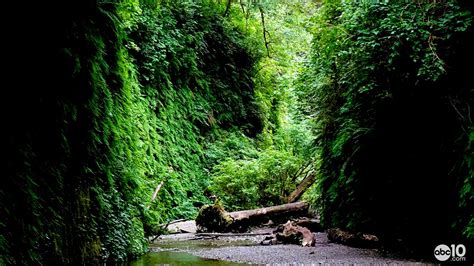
[292,217,323,232]
[327,228,379,248]
[276,221,316,247]
[260,239,278,245]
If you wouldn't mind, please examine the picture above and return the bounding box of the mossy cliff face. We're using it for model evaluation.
[299,0,474,251]
[1,0,264,264]
[3,1,149,263]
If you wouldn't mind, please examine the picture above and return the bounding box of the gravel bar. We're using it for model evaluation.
[152,231,433,265]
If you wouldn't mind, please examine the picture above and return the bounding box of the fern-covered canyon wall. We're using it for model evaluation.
[298,0,474,254]
[2,0,272,264]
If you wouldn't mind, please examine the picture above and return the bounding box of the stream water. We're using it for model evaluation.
[131,235,255,265]
[130,232,414,265]
[131,251,246,266]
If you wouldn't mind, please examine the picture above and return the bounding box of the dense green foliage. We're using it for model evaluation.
[299,0,474,253]
[210,129,313,210]
[1,0,271,264]
[2,0,472,263]
[125,0,265,224]
[208,0,317,211]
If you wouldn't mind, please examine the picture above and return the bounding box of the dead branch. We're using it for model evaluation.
[196,232,272,237]
[147,180,165,209]
[150,180,164,202]
[157,219,186,228]
[449,97,469,136]
[239,0,245,13]
[223,0,232,17]
[189,236,219,241]
[428,34,445,70]
[290,160,313,183]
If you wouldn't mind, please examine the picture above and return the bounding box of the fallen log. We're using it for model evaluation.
[196,201,309,232]
[287,173,316,203]
[230,202,309,221]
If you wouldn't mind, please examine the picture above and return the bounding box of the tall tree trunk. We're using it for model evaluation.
[258,5,271,57]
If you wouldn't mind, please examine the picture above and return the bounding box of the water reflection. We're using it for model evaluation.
[131,251,247,266]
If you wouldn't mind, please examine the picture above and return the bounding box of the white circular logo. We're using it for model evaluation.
[434,244,451,261]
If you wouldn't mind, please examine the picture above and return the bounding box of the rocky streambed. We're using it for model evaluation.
[134,226,432,265]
